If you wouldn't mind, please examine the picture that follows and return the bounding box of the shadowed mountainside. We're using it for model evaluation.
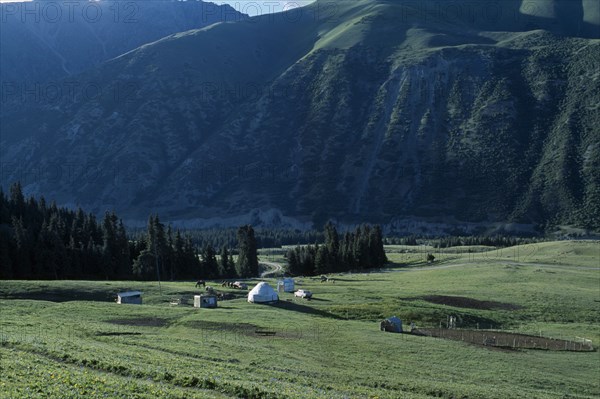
[0,0,245,84]
[1,0,599,231]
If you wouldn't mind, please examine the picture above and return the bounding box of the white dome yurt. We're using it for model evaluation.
[247,282,279,303]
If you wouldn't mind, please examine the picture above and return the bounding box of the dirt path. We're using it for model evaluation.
[259,262,283,278]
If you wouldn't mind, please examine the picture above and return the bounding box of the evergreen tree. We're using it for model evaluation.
[200,244,219,279]
[173,230,186,279]
[228,252,236,278]
[291,245,317,276]
[129,239,145,274]
[341,232,355,270]
[0,231,13,278]
[354,225,371,269]
[115,220,131,278]
[218,246,228,278]
[12,216,32,278]
[219,246,236,278]
[132,251,158,280]
[70,208,86,250]
[165,226,175,280]
[37,217,65,279]
[84,237,101,279]
[134,215,170,281]
[183,235,201,279]
[369,225,387,268]
[324,221,341,271]
[154,217,169,279]
[0,188,9,224]
[146,215,158,254]
[9,182,25,218]
[286,248,302,276]
[314,245,330,275]
[192,238,202,277]
[236,225,258,278]
[307,244,319,274]
[102,211,119,279]
[284,223,388,276]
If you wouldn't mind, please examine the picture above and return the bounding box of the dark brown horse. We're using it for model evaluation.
[195,280,206,288]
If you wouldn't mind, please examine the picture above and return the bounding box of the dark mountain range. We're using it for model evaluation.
[0,0,245,84]
[1,0,599,232]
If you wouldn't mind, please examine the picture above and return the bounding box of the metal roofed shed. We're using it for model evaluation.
[117,291,143,305]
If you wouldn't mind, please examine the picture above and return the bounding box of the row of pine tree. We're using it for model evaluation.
[0,183,258,280]
[144,228,323,251]
[384,235,541,248]
[1,182,390,281]
[285,222,388,276]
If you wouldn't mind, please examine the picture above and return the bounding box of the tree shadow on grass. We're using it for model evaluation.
[266,300,343,320]
[2,289,119,302]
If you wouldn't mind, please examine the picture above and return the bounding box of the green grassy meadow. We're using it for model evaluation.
[1,241,599,398]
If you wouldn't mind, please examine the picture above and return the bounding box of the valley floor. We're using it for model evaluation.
[1,241,599,398]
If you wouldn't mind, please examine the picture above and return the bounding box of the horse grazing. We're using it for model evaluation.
[195,280,206,288]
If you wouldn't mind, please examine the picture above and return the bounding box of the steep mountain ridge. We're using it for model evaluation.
[0,0,245,84]
[1,0,599,231]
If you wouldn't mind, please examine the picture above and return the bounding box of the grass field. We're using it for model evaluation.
[1,241,599,398]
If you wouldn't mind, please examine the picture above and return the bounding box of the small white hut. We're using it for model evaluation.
[194,294,217,308]
[277,278,295,293]
[248,282,279,303]
[117,291,142,305]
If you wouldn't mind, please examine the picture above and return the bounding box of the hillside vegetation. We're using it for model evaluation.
[1,0,598,230]
[1,241,598,398]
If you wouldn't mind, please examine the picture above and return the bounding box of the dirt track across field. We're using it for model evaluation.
[260,262,283,278]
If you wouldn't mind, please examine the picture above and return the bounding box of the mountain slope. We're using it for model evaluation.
[0,0,245,84]
[1,0,599,231]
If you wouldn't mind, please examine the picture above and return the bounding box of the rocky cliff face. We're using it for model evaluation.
[1,0,599,230]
